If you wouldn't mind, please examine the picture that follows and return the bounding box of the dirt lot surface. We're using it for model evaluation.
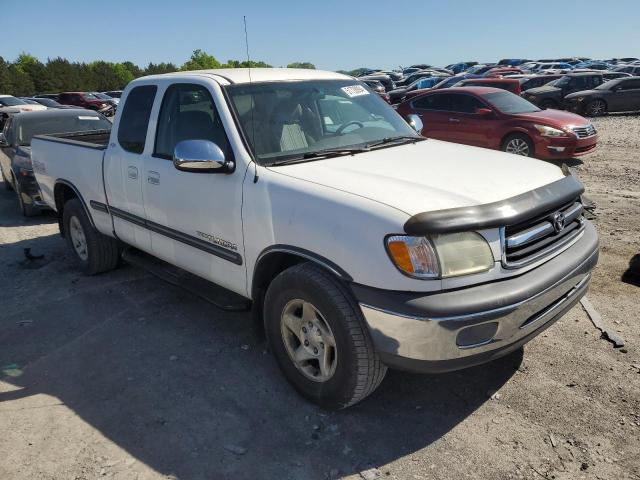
[1,116,639,480]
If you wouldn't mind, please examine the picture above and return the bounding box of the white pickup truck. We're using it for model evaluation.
[32,68,599,408]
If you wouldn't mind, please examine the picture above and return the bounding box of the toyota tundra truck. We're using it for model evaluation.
[31,68,599,409]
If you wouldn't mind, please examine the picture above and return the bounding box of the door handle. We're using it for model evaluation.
[449,118,460,123]
[147,171,160,185]
[127,166,138,180]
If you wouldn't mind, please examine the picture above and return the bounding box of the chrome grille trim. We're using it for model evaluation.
[501,200,585,269]
[572,124,597,138]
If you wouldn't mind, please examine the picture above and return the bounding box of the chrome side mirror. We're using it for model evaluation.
[406,114,423,134]
[173,139,233,173]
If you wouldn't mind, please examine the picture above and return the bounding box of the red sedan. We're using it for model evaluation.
[396,87,598,160]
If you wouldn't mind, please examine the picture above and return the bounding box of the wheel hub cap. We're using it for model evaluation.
[280,299,337,382]
[506,138,530,156]
[69,216,88,261]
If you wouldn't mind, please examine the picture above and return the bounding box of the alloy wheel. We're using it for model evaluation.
[69,216,89,261]
[505,138,531,156]
[280,299,338,382]
[587,100,605,116]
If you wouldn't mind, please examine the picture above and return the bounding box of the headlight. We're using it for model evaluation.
[534,124,568,137]
[386,232,494,279]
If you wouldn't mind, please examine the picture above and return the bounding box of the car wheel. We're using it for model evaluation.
[585,99,607,117]
[62,198,119,275]
[502,134,535,157]
[15,178,39,217]
[540,99,558,110]
[264,263,387,409]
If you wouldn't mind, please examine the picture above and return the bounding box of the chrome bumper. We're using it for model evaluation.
[355,221,599,373]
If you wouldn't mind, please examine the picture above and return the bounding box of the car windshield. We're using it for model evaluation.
[16,114,112,146]
[482,91,540,114]
[83,93,99,99]
[0,96,27,107]
[225,79,418,165]
[93,93,111,99]
[551,76,572,87]
[35,98,62,107]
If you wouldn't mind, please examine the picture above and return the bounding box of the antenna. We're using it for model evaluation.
[244,15,259,183]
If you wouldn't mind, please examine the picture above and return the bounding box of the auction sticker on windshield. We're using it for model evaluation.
[341,85,370,97]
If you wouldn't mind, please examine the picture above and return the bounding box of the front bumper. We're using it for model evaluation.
[535,133,598,160]
[354,221,599,373]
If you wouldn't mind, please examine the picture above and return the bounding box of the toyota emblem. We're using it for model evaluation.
[552,212,566,233]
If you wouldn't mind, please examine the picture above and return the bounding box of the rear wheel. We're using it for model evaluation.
[502,134,534,157]
[264,263,386,409]
[585,99,607,117]
[62,198,119,275]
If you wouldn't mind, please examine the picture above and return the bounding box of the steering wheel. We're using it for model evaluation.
[335,120,364,136]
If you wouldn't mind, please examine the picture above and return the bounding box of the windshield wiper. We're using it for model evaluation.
[365,135,425,149]
[270,147,370,166]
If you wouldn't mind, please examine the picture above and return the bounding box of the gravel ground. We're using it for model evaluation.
[0,116,639,480]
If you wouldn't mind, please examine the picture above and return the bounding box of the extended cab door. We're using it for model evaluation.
[103,84,157,252]
[140,80,247,296]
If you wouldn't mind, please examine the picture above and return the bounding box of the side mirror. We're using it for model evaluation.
[173,139,234,173]
[0,132,8,147]
[476,108,494,116]
[406,114,423,134]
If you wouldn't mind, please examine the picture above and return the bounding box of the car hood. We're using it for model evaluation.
[268,140,564,216]
[525,85,560,95]
[564,89,601,99]
[512,108,591,127]
[12,104,47,112]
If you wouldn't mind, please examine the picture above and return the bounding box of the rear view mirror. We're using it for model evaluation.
[406,114,423,134]
[476,108,494,116]
[173,139,234,173]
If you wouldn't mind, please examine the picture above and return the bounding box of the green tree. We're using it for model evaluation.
[15,53,48,92]
[0,57,13,93]
[181,49,222,71]
[144,62,178,75]
[287,62,315,69]
[7,64,34,96]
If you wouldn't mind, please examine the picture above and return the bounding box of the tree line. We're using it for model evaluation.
[0,50,316,96]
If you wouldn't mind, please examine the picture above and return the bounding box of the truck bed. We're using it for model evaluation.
[33,129,111,150]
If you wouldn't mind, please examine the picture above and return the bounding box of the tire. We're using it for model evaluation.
[15,177,39,217]
[502,133,535,157]
[62,198,119,275]
[264,263,386,409]
[584,99,607,117]
[540,99,558,110]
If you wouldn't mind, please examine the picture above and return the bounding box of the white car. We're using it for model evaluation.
[0,95,47,112]
[31,68,599,408]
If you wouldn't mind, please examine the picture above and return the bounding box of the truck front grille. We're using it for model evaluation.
[502,199,585,268]
[572,124,597,138]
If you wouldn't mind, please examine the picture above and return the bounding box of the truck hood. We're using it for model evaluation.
[269,140,564,216]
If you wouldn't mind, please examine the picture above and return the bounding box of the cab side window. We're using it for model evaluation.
[412,94,453,111]
[154,83,232,160]
[117,85,157,154]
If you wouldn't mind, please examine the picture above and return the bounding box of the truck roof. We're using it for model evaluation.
[141,68,352,85]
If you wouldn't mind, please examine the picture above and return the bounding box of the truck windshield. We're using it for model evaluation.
[225,80,418,164]
[16,114,112,146]
[0,96,27,107]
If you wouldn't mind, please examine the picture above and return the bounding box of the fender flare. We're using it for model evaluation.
[54,178,96,232]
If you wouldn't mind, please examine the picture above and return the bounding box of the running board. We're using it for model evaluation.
[121,248,251,312]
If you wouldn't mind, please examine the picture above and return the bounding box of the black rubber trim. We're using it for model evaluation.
[108,205,243,265]
[353,221,598,318]
[89,200,109,213]
[404,175,584,235]
[33,130,110,150]
[55,179,96,229]
[255,244,353,282]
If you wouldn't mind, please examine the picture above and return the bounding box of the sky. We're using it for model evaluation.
[4,0,640,71]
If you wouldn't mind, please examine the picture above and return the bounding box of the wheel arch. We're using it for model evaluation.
[500,129,533,147]
[53,179,95,236]
[250,245,353,332]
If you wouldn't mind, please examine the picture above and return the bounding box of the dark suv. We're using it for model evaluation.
[522,72,603,109]
[58,92,112,111]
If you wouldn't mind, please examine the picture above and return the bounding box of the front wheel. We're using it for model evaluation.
[264,263,386,409]
[62,198,119,275]
[502,134,534,157]
[585,99,607,117]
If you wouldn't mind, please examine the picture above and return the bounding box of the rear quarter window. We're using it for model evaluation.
[117,85,157,154]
